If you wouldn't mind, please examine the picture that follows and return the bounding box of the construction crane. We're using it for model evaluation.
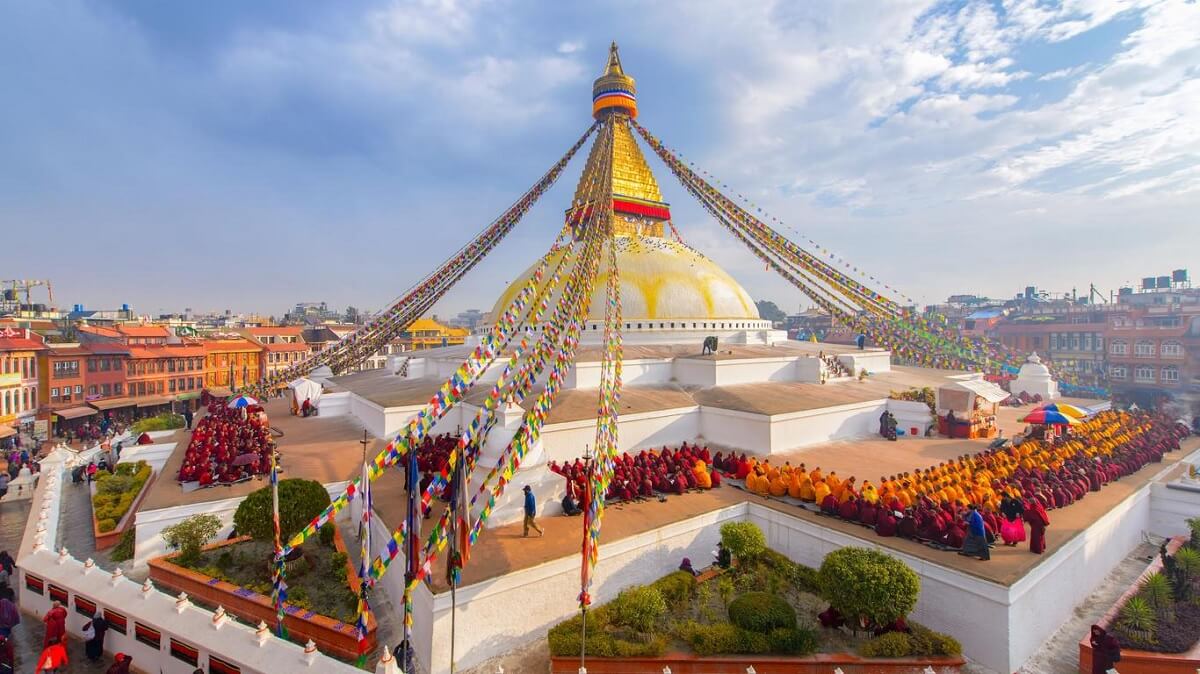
[1088,283,1110,304]
[1,279,54,307]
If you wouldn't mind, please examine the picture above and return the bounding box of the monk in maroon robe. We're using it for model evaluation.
[1024,499,1050,554]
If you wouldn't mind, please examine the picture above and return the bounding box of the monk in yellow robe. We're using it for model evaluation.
[798,476,816,501]
[813,479,831,505]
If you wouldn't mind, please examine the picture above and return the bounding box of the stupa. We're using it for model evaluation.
[1010,351,1060,400]
[492,43,780,346]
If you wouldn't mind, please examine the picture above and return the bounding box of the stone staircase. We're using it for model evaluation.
[819,353,853,380]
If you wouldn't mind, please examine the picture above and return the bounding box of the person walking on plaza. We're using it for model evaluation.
[183,408,194,430]
[1023,497,1050,554]
[35,636,68,673]
[522,485,543,537]
[42,601,67,648]
[958,504,990,561]
[0,591,20,635]
[0,628,14,674]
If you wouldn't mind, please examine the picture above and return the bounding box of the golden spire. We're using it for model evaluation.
[571,44,671,238]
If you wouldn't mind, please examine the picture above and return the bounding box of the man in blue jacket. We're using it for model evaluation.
[523,485,544,537]
[959,503,990,560]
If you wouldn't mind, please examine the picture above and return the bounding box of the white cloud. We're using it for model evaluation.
[557,40,583,54]
[1038,63,1091,80]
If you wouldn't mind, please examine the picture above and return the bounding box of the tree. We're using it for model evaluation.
[818,547,919,629]
[720,521,767,562]
[755,300,786,323]
[233,478,332,544]
[162,514,222,566]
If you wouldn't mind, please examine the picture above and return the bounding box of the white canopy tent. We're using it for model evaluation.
[287,378,323,409]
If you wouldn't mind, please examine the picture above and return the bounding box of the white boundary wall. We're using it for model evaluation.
[16,451,362,674]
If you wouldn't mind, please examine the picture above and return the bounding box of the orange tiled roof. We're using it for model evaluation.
[116,324,171,338]
[263,342,310,353]
[247,326,304,336]
[203,339,262,353]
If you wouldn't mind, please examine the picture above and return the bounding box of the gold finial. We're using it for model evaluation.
[605,41,624,76]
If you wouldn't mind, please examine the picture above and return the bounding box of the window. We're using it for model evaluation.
[169,379,176,392]
[114,383,122,394]
[24,573,44,595]
[74,595,97,617]
[48,584,69,604]
[1135,340,1155,357]
[169,638,199,666]
[74,385,82,394]
[134,623,161,649]
[88,386,97,396]
[209,655,242,674]
[51,388,58,397]
[1134,365,1156,383]
[104,609,127,635]
[101,358,110,371]
[1162,341,1183,357]
[1049,333,1058,350]
[1163,366,1180,383]
[88,358,98,372]
[1084,333,1093,352]
[1109,365,1127,380]
[1110,340,1128,355]
[101,384,111,396]
[1070,333,1080,350]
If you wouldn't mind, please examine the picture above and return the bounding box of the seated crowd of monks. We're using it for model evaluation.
[715,409,1187,554]
[176,403,276,486]
[412,433,462,494]
[549,442,721,507]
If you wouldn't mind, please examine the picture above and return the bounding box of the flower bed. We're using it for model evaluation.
[148,529,375,660]
[548,524,962,672]
[1079,529,1200,674]
[90,460,155,550]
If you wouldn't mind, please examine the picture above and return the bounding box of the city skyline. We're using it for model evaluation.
[3,1,1197,314]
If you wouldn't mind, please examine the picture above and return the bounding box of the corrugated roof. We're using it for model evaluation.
[943,378,1010,403]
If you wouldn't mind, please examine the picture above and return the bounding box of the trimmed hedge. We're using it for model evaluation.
[859,623,962,658]
[760,548,821,594]
[131,412,185,434]
[768,626,818,655]
[547,607,667,657]
[92,461,151,528]
[678,620,816,657]
[819,547,919,628]
[728,592,796,633]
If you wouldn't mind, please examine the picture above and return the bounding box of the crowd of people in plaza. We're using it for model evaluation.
[175,402,275,487]
[719,409,1186,558]
[550,442,721,515]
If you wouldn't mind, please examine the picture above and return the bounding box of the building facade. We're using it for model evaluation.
[0,327,46,435]
[243,327,310,382]
[203,338,263,391]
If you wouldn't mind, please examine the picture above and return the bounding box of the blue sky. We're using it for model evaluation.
[2,0,1197,317]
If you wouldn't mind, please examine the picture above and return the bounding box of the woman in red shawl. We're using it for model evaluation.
[1023,498,1050,554]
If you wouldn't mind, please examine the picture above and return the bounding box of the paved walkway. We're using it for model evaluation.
[1018,540,1162,673]
[336,514,409,672]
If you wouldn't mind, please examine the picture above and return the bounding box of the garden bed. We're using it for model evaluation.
[90,460,155,550]
[148,529,375,660]
[1078,534,1200,674]
[548,523,962,672]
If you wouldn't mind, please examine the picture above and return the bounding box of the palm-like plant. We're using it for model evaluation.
[1140,571,1175,620]
[1172,547,1200,600]
[1118,595,1157,644]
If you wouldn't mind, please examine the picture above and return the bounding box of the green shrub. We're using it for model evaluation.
[1139,571,1175,617]
[1186,517,1200,548]
[860,631,913,658]
[684,623,751,656]
[162,514,221,567]
[611,586,667,632]
[318,522,335,548]
[131,413,185,434]
[1175,546,1200,575]
[767,626,817,655]
[717,576,734,607]
[329,551,349,578]
[110,528,135,562]
[97,475,135,495]
[761,548,820,594]
[216,551,234,572]
[97,518,117,533]
[908,622,962,656]
[720,522,766,562]
[652,571,696,604]
[1118,595,1157,642]
[819,547,919,628]
[233,479,331,543]
[546,609,665,658]
[728,591,796,633]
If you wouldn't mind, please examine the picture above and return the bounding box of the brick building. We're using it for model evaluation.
[0,327,46,439]
[204,338,263,392]
[241,327,310,383]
